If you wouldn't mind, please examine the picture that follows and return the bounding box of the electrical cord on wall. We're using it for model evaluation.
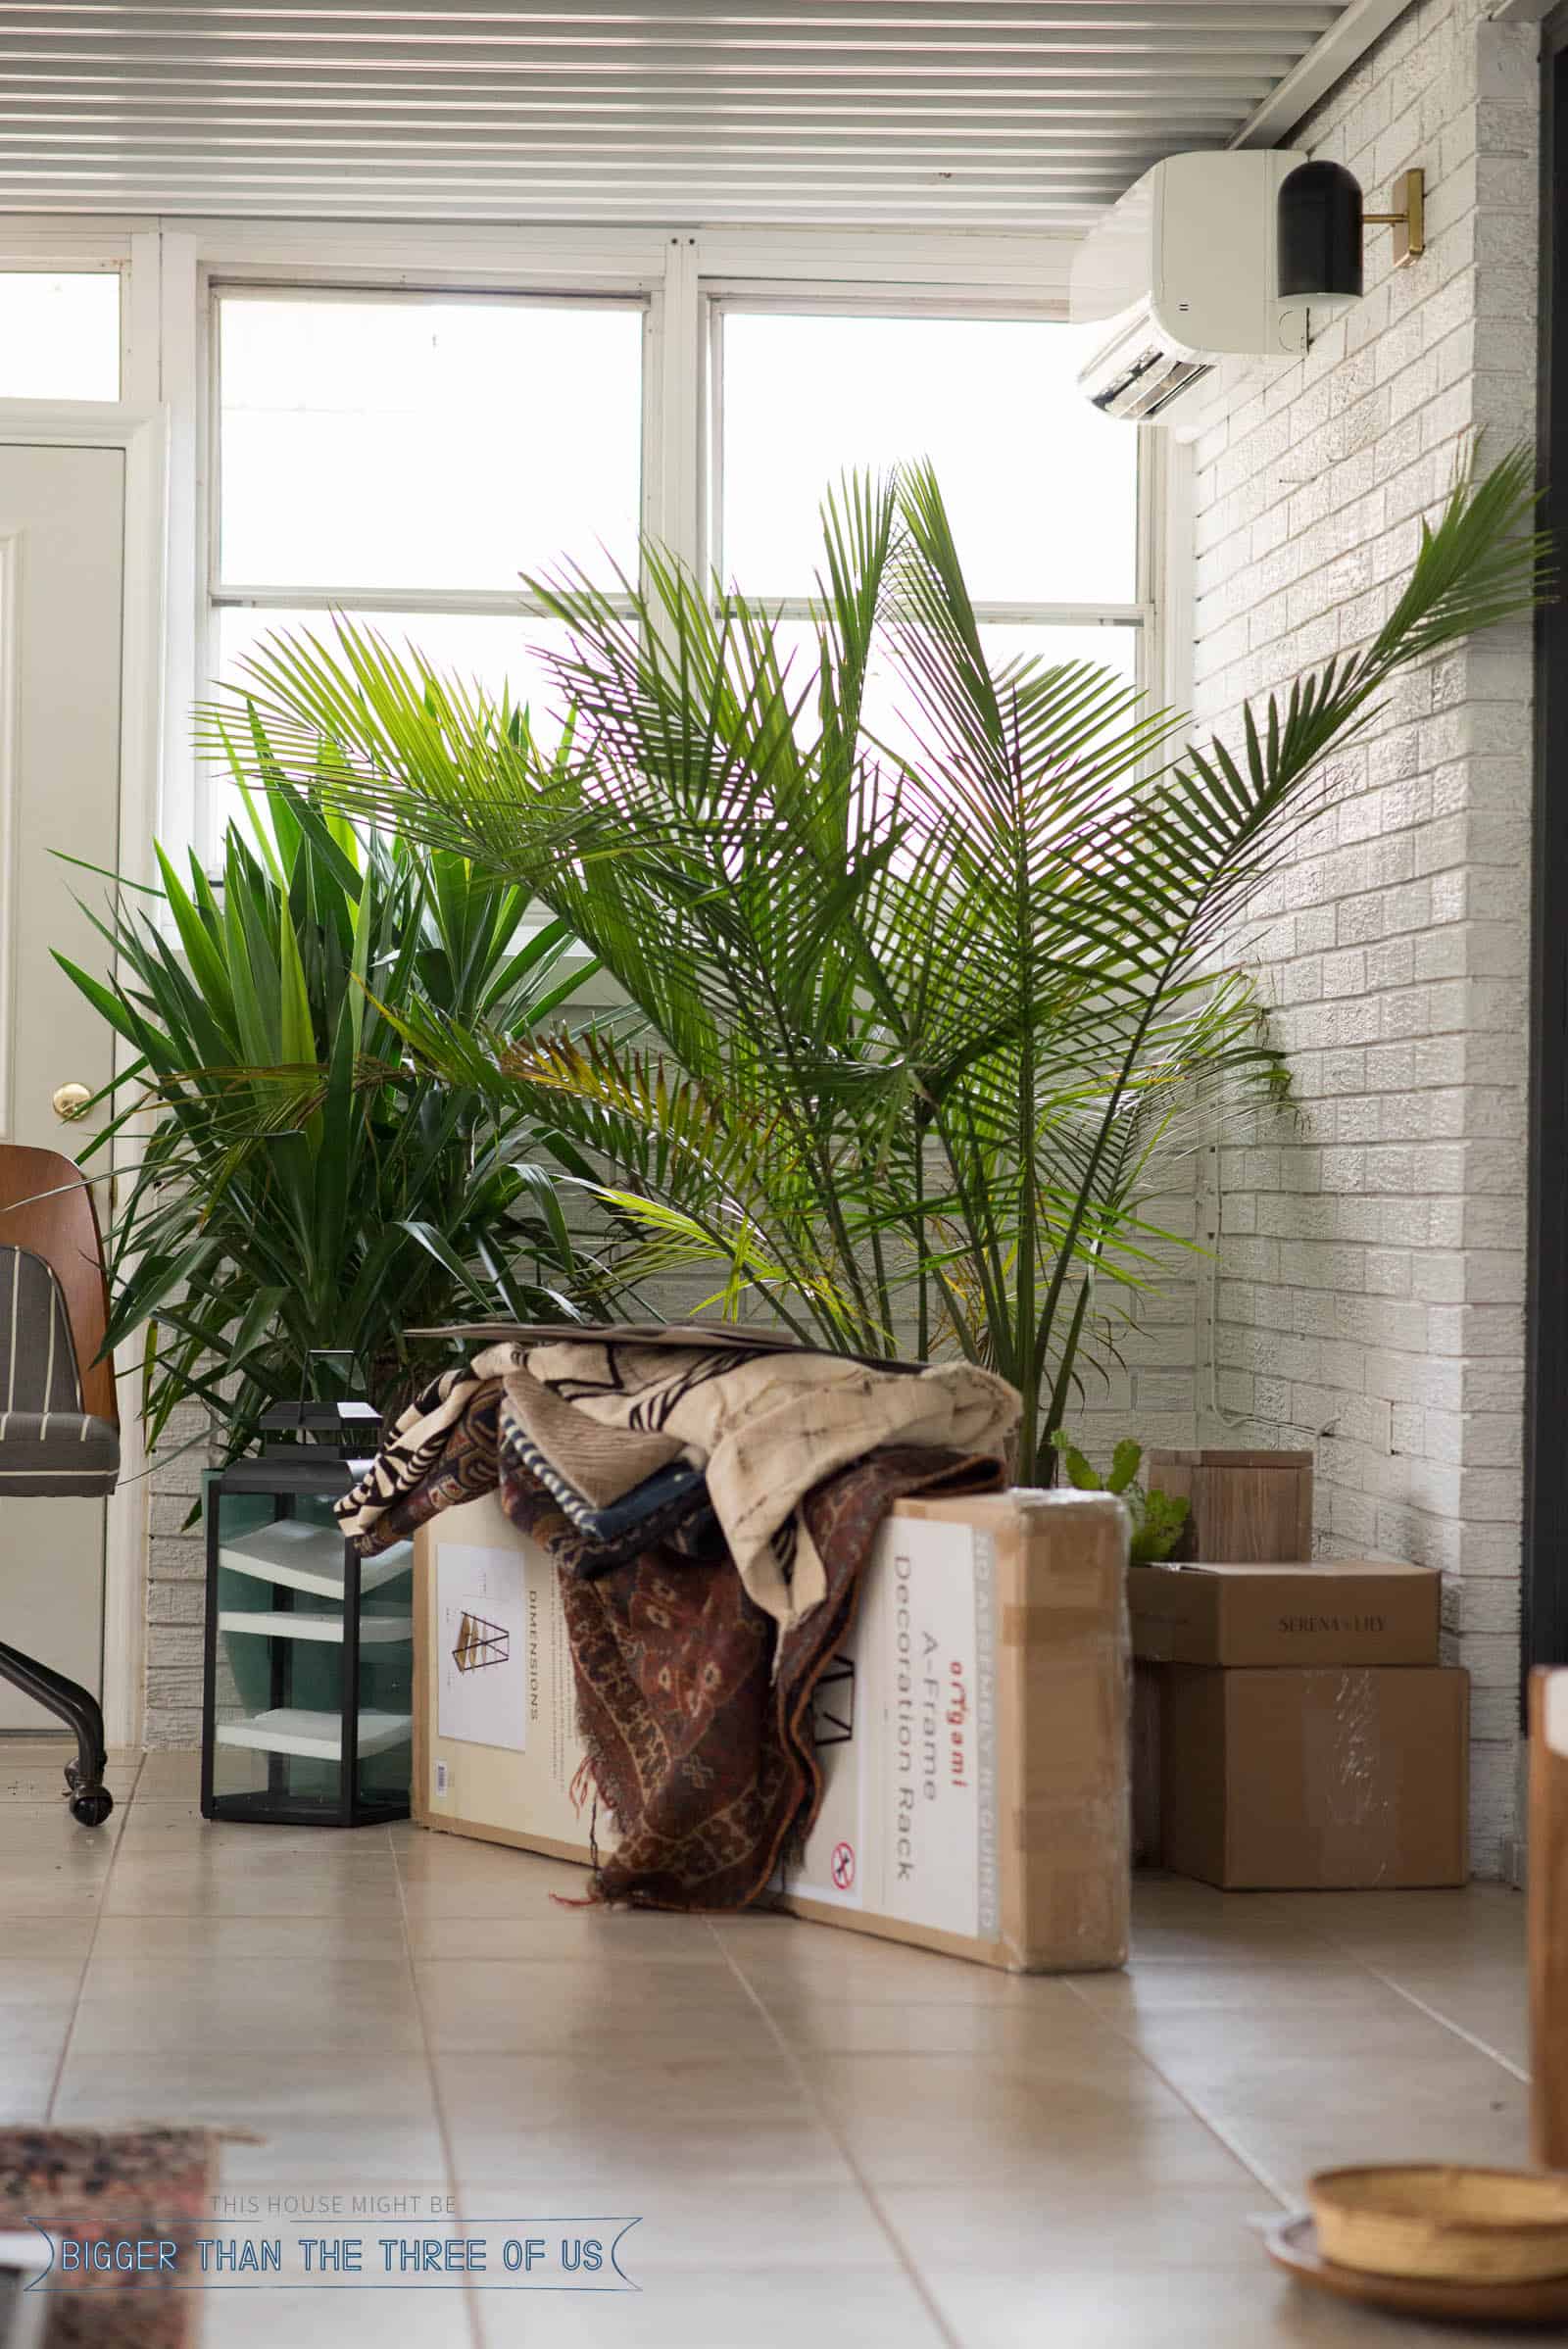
[1202,1141,1336,1449]
[1203,1141,1250,1434]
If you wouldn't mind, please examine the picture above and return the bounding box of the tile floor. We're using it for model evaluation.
[0,1737,1535,2347]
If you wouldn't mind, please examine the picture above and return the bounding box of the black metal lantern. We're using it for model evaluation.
[1279,158,1426,299]
[1278,158,1365,303]
[200,1359,412,1828]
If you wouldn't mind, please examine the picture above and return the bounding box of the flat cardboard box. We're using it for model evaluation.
[1129,1558,1441,1669]
[779,1490,1129,1971]
[1159,1663,1469,1889]
[413,1485,1131,1973]
[415,1493,618,1869]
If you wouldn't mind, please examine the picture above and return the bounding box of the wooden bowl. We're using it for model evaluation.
[1264,2213,1568,2326]
[1308,2166,1568,2284]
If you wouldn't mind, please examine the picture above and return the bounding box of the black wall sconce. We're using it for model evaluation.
[1278,160,1426,304]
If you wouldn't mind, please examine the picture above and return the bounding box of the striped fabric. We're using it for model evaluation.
[0,1246,119,1497]
[3,1245,82,1415]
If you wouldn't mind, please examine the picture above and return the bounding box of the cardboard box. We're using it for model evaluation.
[1145,1446,1313,1562]
[1129,1559,1441,1669]
[413,1485,1131,1973]
[414,1493,617,1868]
[1159,1663,1469,1889]
[1131,1659,1163,1866]
[779,1491,1129,1971]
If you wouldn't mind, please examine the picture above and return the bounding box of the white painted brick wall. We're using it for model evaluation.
[1188,0,1539,1875]
[144,1403,211,1747]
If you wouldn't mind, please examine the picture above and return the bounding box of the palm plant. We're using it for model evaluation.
[195,449,1546,1480]
[59,765,611,1467]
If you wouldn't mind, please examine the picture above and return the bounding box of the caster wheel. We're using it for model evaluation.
[70,1790,113,1828]
[64,1763,83,1789]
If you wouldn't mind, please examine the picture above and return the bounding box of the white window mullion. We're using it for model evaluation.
[719,595,1149,628]
[212,586,625,621]
[648,233,704,575]
[706,294,726,586]
[122,231,162,410]
[1148,426,1194,721]
[159,232,204,859]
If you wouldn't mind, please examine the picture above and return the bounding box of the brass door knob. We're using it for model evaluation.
[52,1082,92,1121]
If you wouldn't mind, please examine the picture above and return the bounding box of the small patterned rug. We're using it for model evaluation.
[0,2128,220,2347]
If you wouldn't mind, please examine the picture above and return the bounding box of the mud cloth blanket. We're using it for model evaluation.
[340,1338,1019,1630]
[336,1340,1016,1910]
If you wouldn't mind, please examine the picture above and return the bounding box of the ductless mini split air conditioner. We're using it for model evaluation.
[1070,149,1358,423]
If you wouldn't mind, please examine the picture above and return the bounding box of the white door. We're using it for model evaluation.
[0,440,125,1727]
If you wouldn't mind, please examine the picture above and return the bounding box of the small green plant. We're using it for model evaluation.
[1050,1430,1190,1565]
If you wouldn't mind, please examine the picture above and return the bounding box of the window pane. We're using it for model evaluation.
[219,294,644,592]
[210,607,575,846]
[215,606,575,718]
[0,272,120,399]
[767,617,1140,766]
[721,314,1136,605]
[981,622,1139,693]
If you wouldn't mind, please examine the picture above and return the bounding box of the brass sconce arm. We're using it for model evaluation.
[1363,169,1425,266]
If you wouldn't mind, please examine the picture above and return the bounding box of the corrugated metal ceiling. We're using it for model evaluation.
[0,3,1359,226]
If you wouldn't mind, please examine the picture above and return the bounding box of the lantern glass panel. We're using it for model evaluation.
[205,1472,413,1824]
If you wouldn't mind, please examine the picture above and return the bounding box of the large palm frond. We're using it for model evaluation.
[197,445,1547,1474]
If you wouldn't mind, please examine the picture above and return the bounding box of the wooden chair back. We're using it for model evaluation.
[0,1144,117,1429]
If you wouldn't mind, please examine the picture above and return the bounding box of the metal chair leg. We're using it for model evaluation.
[0,1637,113,1825]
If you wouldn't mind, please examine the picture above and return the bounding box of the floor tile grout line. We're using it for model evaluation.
[712,1931,966,2349]
[1295,1939,1529,2078]
[11,1769,1534,2300]
[44,1766,139,2121]
[1250,1889,1525,1969]
[1201,1891,1377,1961]
[1065,1896,1529,2198]
[388,1828,488,2349]
[1218,1892,1532,2080]
[1138,1888,1531,2078]
[1058,1976,1299,2212]
[1350,1959,1531,2084]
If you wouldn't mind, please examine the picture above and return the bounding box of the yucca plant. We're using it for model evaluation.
[59,765,612,1467]
[194,449,1547,1479]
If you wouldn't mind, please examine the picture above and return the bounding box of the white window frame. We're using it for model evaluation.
[0,220,1165,855]
[704,286,1154,689]
[0,249,134,403]
[0,215,1176,1754]
[184,226,1159,865]
[0,220,1175,856]
[202,275,660,854]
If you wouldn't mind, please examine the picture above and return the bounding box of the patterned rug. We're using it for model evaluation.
[0,2128,220,2347]
[553,1442,1002,1909]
